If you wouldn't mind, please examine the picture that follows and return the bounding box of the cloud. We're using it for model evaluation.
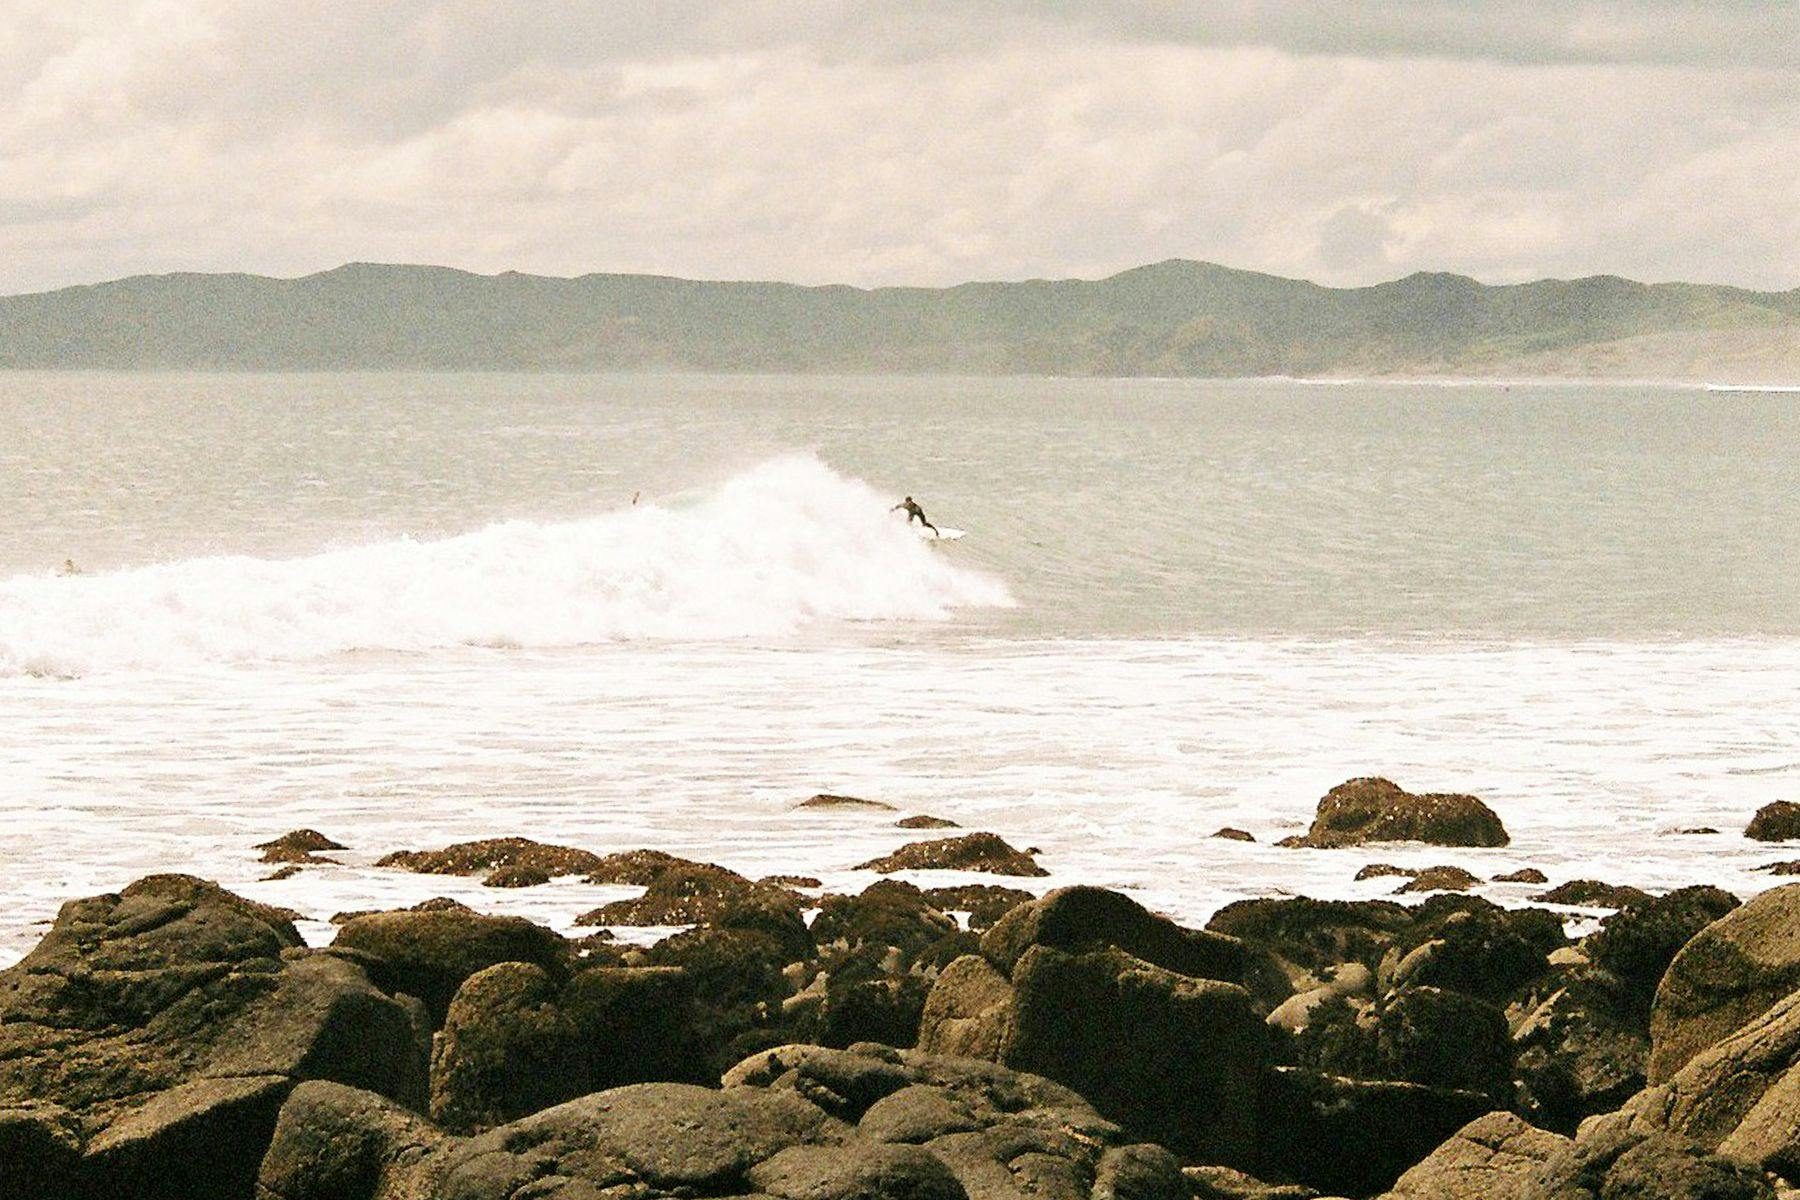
[0,2,1796,293]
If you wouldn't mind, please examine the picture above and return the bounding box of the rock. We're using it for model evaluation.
[1255,1067,1494,1196]
[1535,1115,1776,1200]
[583,847,708,885]
[1367,986,1513,1103]
[922,885,1036,931]
[1208,896,1417,976]
[921,937,1266,1166]
[259,844,340,865]
[331,906,568,1024]
[764,874,825,889]
[1266,962,1372,1033]
[1649,882,1800,1082]
[480,864,549,887]
[857,833,1049,878]
[1753,860,1800,875]
[329,895,472,925]
[1511,965,1651,1132]
[1294,777,1509,848]
[799,793,897,811]
[0,875,423,1200]
[1745,800,1800,842]
[1185,1164,1319,1199]
[264,1043,1164,1200]
[1378,1110,1569,1199]
[1494,868,1550,884]
[1395,866,1480,894]
[427,960,707,1135]
[900,814,962,829]
[1534,879,1654,909]
[1384,900,1559,1004]
[256,829,347,854]
[263,865,303,882]
[576,862,800,927]
[984,886,1246,983]
[1357,863,1416,880]
[1660,827,1720,837]
[813,880,959,961]
[1585,885,1740,1001]
[375,836,603,878]
[1213,827,1256,842]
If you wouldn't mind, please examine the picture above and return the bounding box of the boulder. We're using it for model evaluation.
[1384,900,1561,1004]
[331,907,568,1024]
[1494,868,1550,884]
[858,833,1049,878]
[985,886,1245,983]
[1585,886,1740,1002]
[1395,866,1480,894]
[0,875,424,1200]
[1294,777,1508,848]
[1213,828,1256,842]
[375,836,604,877]
[1255,1067,1494,1196]
[1378,1111,1569,1199]
[812,880,959,961]
[1745,801,1800,842]
[1357,863,1415,880]
[1367,986,1512,1103]
[923,885,1036,931]
[799,793,897,810]
[1510,965,1651,1132]
[428,961,705,1134]
[576,862,801,927]
[900,815,962,829]
[764,874,825,888]
[1534,1113,1776,1200]
[1266,963,1372,1034]
[1208,896,1416,976]
[1534,879,1654,909]
[480,865,548,887]
[256,829,345,865]
[261,1043,1177,1200]
[583,848,714,885]
[1649,883,1800,1082]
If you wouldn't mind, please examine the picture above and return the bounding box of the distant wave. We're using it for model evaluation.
[0,456,1011,676]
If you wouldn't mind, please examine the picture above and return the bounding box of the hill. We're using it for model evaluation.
[3,259,1797,379]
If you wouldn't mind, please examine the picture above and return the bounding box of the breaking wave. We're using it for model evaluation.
[0,456,1011,676]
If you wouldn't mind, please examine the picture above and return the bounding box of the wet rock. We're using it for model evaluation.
[0,875,424,1200]
[1255,1067,1494,1197]
[1208,896,1417,977]
[1266,962,1372,1033]
[763,874,824,889]
[1494,867,1550,884]
[329,895,472,925]
[750,1141,968,1200]
[1660,827,1720,837]
[1585,885,1739,1002]
[263,865,304,882]
[985,886,1247,983]
[1384,898,1562,1005]
[1649,882,1800,1083]
[1395,865,1480,894]
[256,829,347,854]
[1185,1164,1319,1199]
[923,884,1036,931]
[429,961,703,1133]
[1510,965,1650,1132]
[799,793,897,811]
[1378,1110,1569,1199]
[1745,800,1800,842]
[1535,1115,1776,1200]
[253,1080,445,1200]
[375,836,604,878]
[857,832,1049,878]
[480,864,549,887]
[1293,777,1509,849]
[813,880,959,962]
[331,906,568,1024]
[1368,986,1513,1103]
[1753,860,1800,875]
[577,862,800,927]
[580,847,707,884]
[1213,827,1256,842]
[1357,863,1416,880]
[900,814,962,829]
[1534,879,1654,909]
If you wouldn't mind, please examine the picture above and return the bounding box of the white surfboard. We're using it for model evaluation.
[916,526,965,541]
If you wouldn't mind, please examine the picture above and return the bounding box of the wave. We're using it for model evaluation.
[0,456,1012,676]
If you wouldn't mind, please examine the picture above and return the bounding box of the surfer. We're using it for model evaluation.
[891,496,938,535]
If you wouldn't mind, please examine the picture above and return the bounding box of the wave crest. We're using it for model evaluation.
[0,456,1011,676]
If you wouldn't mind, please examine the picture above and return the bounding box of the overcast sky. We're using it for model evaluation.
[5,1,1799,294]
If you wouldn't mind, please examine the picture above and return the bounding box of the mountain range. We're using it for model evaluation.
[3,259,1797,380]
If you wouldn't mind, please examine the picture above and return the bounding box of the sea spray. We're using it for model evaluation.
[0,456,1011,676]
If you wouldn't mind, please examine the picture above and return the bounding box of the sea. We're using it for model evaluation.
[2,372,1797,965]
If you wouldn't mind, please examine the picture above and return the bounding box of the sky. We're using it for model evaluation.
[3,1,1798,295]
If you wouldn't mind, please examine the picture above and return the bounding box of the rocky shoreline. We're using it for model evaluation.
[6,778,1800,1199]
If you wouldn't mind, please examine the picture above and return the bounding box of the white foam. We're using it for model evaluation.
[0,456,1011,676]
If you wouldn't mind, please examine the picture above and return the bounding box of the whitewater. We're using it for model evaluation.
[1,372,1797,967]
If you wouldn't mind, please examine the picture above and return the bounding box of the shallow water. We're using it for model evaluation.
[1,373,1796,962]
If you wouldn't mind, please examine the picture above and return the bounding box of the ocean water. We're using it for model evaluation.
[1,372,1797,963]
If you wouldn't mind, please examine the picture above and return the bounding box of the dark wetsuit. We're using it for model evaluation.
[893,498,938,534]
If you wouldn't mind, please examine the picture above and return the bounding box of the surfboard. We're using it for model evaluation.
[916,526,965,541]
